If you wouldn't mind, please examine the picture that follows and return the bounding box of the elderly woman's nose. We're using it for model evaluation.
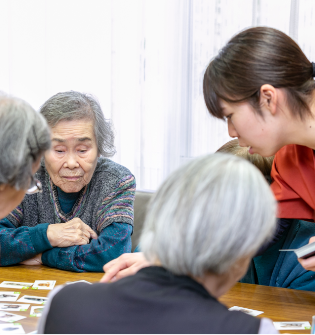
[63,154,79,169]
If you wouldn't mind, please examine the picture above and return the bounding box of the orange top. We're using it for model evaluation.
[271,144,315,221]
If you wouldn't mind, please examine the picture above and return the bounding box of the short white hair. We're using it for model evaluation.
[140,153,277,276]
[0,94,50,189]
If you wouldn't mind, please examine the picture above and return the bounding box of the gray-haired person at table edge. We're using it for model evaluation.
[0,93,50,220]
[39,154,278,334]
[0,91,135,272]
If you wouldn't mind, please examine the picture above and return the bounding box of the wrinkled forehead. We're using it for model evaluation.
[50,118,96,143]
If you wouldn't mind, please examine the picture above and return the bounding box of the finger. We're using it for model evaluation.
[309,236,315,244]
[75,234,89,245]
[103,259,117,272]
[114,264,140,281]
[82,225,98,239]
[298,256,315,271]
[100,260,129,283]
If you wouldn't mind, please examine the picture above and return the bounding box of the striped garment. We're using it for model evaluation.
[7,157,135,233]
[1,157,135,272]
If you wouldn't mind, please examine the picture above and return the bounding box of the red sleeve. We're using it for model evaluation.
[270,144,315,221]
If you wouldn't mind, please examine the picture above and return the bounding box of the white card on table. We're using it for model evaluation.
[32,280,56,290]
[17,295,47,305]
[0,281,33,289]
[66,280,92,285]
[0,303,30,312]
[0,323,25,334]
[229,306,263,316]
[30,305,44,317]
[273,321,311,330]
[0,291,20,302]
[0,311,26,322]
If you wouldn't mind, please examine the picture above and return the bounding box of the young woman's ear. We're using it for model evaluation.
[260,84,278,116]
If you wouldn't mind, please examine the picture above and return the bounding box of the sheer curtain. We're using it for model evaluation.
[0,0,314,190]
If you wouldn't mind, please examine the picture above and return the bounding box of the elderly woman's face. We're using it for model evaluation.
[44,119,98,193]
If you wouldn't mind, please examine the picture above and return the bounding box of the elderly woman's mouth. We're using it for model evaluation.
[61,176,82,181]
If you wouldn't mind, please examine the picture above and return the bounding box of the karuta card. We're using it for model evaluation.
[17,295,47,305]
[0,303,30,312]
[0,323,25,334]
[0,311,26,322]
[273,321,311,330]
[30,305,44,317]
[0,281,33,289]
[32,280,56,290]
[66,280,92,285]
[229,306,263,317]
[0,291,20,302]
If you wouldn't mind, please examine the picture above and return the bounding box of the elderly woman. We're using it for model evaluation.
[39,154,277,334]
[0,93,50,239]
[0,91,135,272]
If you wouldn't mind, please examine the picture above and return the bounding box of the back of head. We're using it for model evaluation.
[39,91,116,157]
[0,93,51,189]
[216,139,274,182]
[140,153,276,277]
[203,27,315,120]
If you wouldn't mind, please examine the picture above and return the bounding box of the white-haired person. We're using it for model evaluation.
[38,154,278,333]
[0,91,135,272]
[0,93,51,242]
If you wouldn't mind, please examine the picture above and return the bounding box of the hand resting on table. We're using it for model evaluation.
[100,252,150,283]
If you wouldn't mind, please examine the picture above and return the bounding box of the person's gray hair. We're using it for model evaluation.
[0,93,51,190]
[140,153,277,276]
[39,91,116,157]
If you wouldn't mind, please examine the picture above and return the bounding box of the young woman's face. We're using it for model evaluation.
[220,100,284,157]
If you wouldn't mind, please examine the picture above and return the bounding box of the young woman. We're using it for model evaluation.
[101,27,315,282]
[203,26,315,271]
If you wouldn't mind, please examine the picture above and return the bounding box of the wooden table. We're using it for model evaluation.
[0,265,314,334]
[0,265,104,334]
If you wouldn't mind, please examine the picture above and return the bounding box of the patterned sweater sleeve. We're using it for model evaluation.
[41,222,132,272]
[0,217,52,266]
[41,175,135,272]
[96,174,136,232]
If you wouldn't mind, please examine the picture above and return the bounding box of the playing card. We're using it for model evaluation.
[0,311,26,322]
[0,292,20,302]
[0,281,33,289]
[30,305,44,317]
[66,280,92,285]
[0,323,25,335]
[229,306,263,316]
[273,321,311,330]
[17,295,47,305]
[0,303,30,312]
[32,280,56,290]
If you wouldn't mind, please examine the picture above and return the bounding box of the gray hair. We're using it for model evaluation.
[140,153,277,276]
[39,91,116,157]
[0,93,51,190]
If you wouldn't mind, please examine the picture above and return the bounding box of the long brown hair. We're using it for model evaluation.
[203,27,315,120]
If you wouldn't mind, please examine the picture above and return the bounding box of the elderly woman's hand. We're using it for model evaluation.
[298,236,315,271]
[100,252,151,283]
[47,218,98,248]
